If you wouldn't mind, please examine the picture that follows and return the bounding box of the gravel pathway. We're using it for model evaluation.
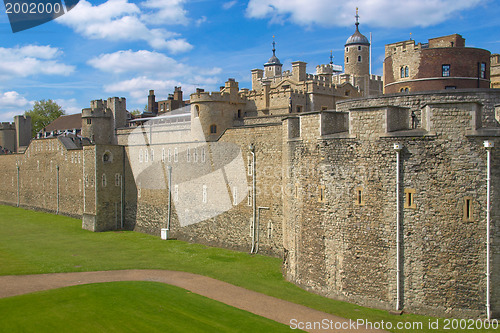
[0,270,388,332]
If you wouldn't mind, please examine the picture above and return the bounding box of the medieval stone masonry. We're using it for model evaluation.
[1,24,499,319]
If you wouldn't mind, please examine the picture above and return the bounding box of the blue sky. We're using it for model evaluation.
[0,0,499,121]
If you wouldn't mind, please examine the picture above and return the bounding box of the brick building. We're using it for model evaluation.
[384,34,491,94]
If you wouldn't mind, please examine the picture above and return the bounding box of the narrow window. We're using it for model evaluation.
[150,149,154,162]
[295,184,299,198]
[346,57,349,63]
[358,46,361,51]
[405,66,409,77]
[358,55,362,62]
[195,105,200,117]
[174,185,179,201]
[202,185,208,203]
[404,189,416,209]
[102,173,107,188]
[168,148,172,162]
[442,64,450,77]
[87,119,92,125]
[210,124,217,134]
[232,187,238,205]
[355,187,364,206]
[480,62,486,79]
[174,148,178,162]
[318,185,326,203]
[145,149,149,163]
[247,186,252,206]
[186,147,191,162]
[463,197,473,221]
[139,149,143,163]
[267,222,273,239]
[193,148,198,162]
[115,173,120,187]
[237,110,242,118]
[247,155,253,176]
[162,148,165,162]
[346,47,349,52]
[201,147,206,162]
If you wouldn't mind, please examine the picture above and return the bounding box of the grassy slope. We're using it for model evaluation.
[0,205,496,332]
[0,281,297,332]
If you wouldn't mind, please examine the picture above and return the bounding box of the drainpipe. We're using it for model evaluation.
[56,165,60,214]
[167,165,172,234]
[120,174,124,229]
[255,206,270,254]
[249,144,256,253]
[16,165,20,207]
[484,140,494,320]
[121,146,125,229]
[394,143,402,311]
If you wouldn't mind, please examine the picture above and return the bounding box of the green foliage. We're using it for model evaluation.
[0,282,296,332]
[130,109,142,116]
[24,99,65,137]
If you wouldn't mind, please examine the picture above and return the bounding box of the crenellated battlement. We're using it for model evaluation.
[316,64,343,75]
[0,122,15,130]
[82,107,111,118]
[190,91,247,103]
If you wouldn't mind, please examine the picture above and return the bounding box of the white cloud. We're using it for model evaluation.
[140,0,189,25]
[0,46,74,79]
[105,76,181,99]
[88,50,221,103]
[0,91,31,108]
[223,1,237,10]
[55,98,81,115]
[57,0,192,53]
[0,91,33,122]
[88,50,186,75]
[245,0,483,28]
[195,16,208,26]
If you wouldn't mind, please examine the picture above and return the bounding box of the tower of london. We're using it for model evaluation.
[0,13,499,320]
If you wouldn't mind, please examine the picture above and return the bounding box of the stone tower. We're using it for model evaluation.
[264,37,283,78]
[81,97,127,144]
[344,8,370,77]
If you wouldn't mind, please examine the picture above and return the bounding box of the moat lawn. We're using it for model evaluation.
[0,205,496,333]
[0,281,295,332]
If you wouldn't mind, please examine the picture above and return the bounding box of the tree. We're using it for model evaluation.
[130,109,142,116]
[24,99,65,137]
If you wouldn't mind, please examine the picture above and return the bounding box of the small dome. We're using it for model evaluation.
[265,54,282,66]
[345,27,370,46]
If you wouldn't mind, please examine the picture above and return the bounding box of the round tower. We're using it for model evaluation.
[344,8,370,77]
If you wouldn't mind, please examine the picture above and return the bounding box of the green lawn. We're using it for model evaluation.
[0,205,497,333]
[0,281,296,332]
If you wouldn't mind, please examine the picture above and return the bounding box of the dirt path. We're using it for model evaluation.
[0,270,388,333]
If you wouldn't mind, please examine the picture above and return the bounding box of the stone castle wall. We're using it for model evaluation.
[1,89,498,318]
[117,121,284,256]
[282,96,500,318]
[337,89,500,128]
[0,138,84,217]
